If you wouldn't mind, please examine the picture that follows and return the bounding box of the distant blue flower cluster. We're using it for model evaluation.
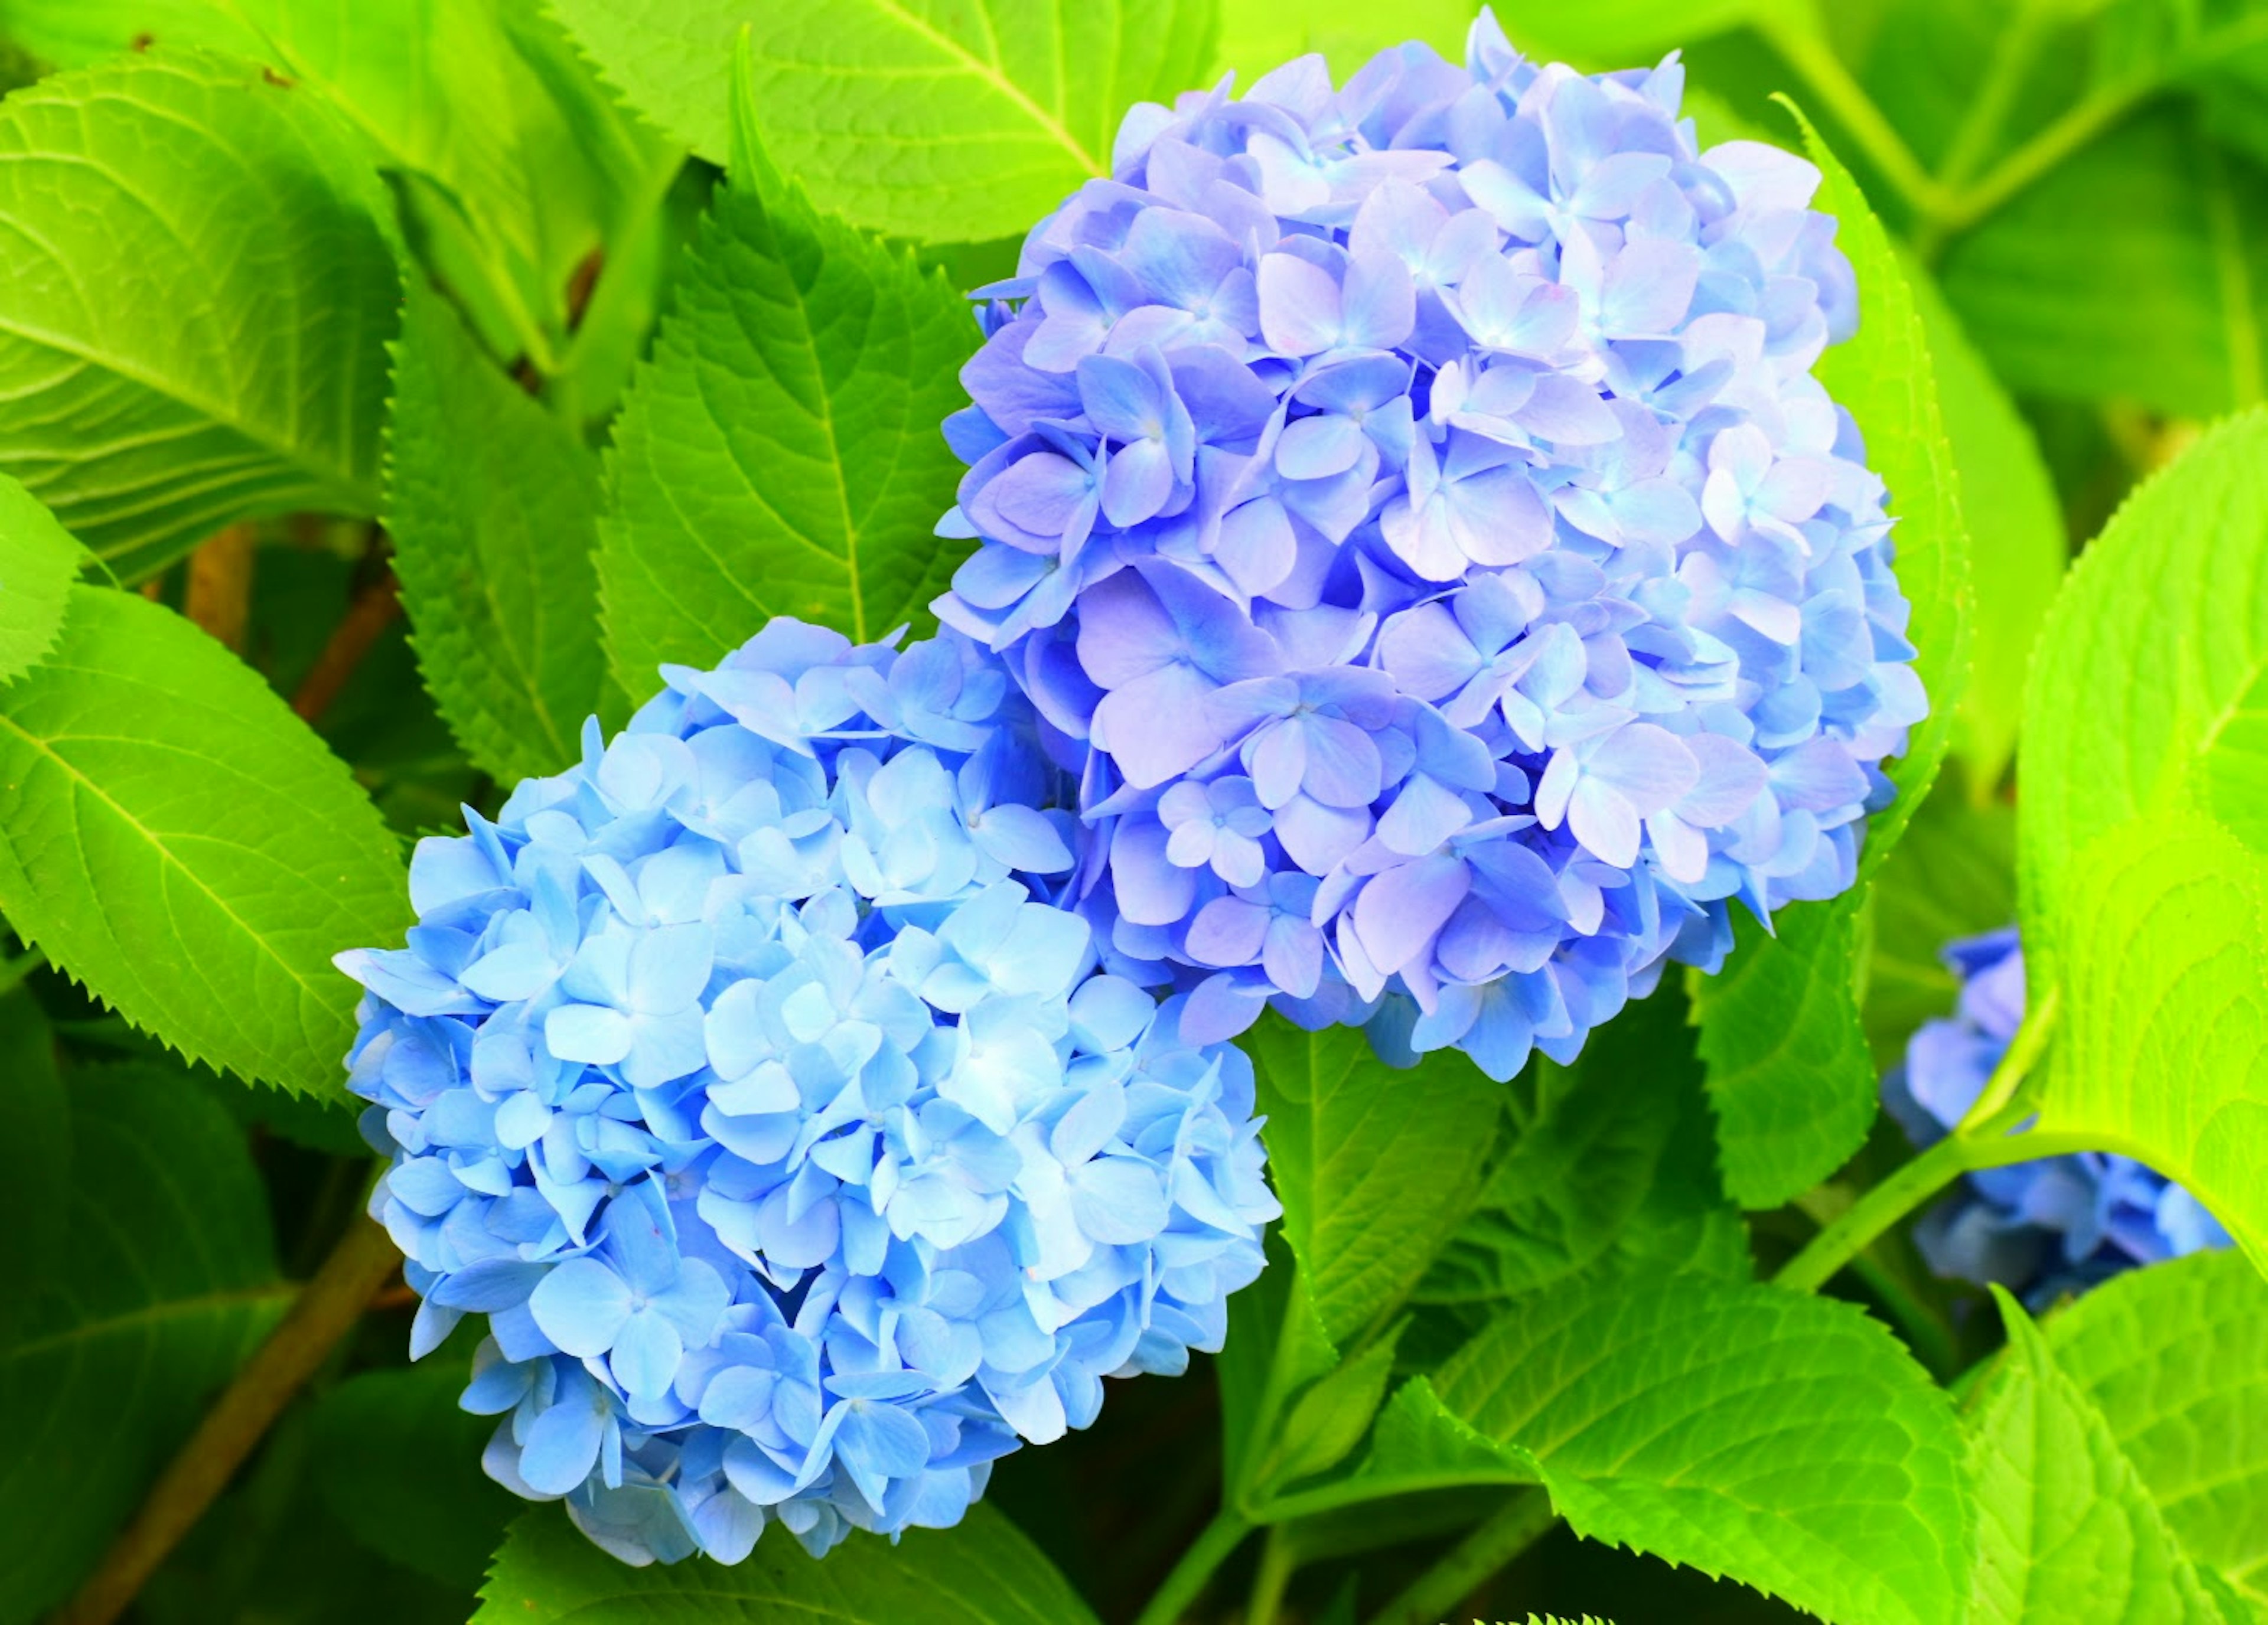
[936,11,1924,1078]
[337,622,1278,1567]
[1885,928,2230,1304]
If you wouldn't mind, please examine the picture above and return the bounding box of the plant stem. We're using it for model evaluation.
[1246,1525,1296,1625]
[1775,1122,2100,1294]
[183,523,256,653]
[1132,1507,1252,1625]
[52,1215,402,1625]
[291,567,401,723]
[1758,14,1943,223]
[1367,1487,1556,1625]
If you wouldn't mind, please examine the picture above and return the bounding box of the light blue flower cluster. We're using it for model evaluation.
[1885,928,2229,1304]
[935,11,1923,1077]
[336,621,1279,1566]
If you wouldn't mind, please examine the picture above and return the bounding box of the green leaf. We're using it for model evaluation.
[1421,981,1746,1308]
[2040,1252,2268,1607]
[308,1364,520,1592]
[1942,107,2268,420]
[1258,1325,1405,1490]
[0,988,66,1345]
[550,0,1218,244]
[0,0,269,67]
[1211,0,1478,83]
[474,1502,1100,1624]
[1862,775,2017,1068]
[1691,898,1876,1210]
[597,57,978,693]
[1244,1014,1504,1349]
[386,279,609,782]
[0,474,87,686]
[1481,0,1783,63]
[1909,265,2064,797]
[0,1064,286,1624]
[1967,1288,2231,1624]
[2018,409,2268,1264]
[0,49,398,580]
[227,0,681,381]
[1434,1271,1971,1625]
[1303,1375,1537,1513]
[0,586,410,1095]
[1689,106,1973,1210]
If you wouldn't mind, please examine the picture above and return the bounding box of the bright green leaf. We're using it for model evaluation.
[474,1502,1100,1624]
[551,0,1218,244]
[1244,1013,1504,1349]
[1422,982,1746,1307]
[1483,0,1790,64]
[0,586,410,1095]
[386,279,609,782]
[2019,409,2268,1265]
[1211,0,1478,84]
[0,0,268,66]
[308,1364,520,1593]
[0,1065,286,1624]
[1300,1375,1538,1515]
[1689,106,1973,1210]
[597,61,977,694]
[1435,1271,1971,1625]
[1910,265,2064,796]
[2041,1252,2268,1607]
[0,49,398,580]
[1967,1288,2230,1624]
[0,474,87,685]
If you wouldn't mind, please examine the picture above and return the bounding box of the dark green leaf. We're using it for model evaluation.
[1690,106,1973,1209]
[0,49,398,580]
[0,1065,285,1623]
[597,57,978,694]
[0,987,66,1343]
[1245,1014,1504,1349]
[1942,109,2268,420]
[1862,775,2017,1068]
[0,586,410,1095]
[386,280,610,782]
[309,1363,520,1591]
[549,0,1219,244]
[1422,983,1746,1307]
[1435,1271,1971,1625]
[474,1502,1101,1623]
[0,475,88,686]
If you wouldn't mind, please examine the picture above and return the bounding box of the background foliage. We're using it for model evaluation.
[0,0,2263,1621]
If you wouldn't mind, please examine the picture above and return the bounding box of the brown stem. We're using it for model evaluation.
[291,570,402,723]
[183,524,256,651]
[50,1216,402,1625]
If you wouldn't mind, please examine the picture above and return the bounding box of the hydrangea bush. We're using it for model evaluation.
[1,3,2264,1624]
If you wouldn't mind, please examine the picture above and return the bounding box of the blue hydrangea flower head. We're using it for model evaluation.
[336,619,1279,1567]
[933,11,1924,1078]
[1884,927,2230,1305]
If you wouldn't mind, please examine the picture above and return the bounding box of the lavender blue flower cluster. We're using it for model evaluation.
[935,12,1924,1076]
[335,622,1278,1566]
[1885,928,2230,1304]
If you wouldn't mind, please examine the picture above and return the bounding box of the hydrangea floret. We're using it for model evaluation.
[335,621,1279,1566]
[934,10,1925,1076]
[1884,928,2230,1304]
